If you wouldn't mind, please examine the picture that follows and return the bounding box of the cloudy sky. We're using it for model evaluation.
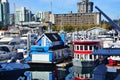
[9,0,120,19]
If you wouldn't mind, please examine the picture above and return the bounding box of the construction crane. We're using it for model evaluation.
[95,6,120,34]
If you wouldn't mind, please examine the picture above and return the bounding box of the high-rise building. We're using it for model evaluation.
[77,0,93,13]
[34,11,51,23]
[0,0,10,27]
[15,7,32,25]
[9,14,15,25]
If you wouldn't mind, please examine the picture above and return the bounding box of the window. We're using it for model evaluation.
[90,55,92,59]
[80,45,83,50]
[77,45,79,50]
[77,54,79,59]
[85,45,88,50]
[89,45,92,50]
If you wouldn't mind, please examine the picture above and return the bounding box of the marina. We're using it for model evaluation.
[0,0,120,80]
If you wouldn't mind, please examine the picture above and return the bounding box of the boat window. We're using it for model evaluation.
[9,42,16,45]
[90,55,92,59]
[85,45,88,50]
[77,45,79,50]
[80,45,83,50]
[89,45,92,50]
[77,54,79,59]
[0,46,10,52]
[74,45,76,50]
[84,55,87,59]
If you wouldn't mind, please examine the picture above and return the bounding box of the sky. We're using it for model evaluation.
[8,0,120,20]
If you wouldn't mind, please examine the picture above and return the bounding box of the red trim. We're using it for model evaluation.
[73,41,100,45]
[74,50,92,54]
[75,77,89,80]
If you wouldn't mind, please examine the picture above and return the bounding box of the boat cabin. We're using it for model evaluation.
[73,40,101,61]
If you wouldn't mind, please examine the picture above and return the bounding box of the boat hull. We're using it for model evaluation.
[73,60,94,67]
[0,68,29,80]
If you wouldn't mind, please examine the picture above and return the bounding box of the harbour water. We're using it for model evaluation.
[0,63,119,80]
[17,66,94,80]
[17,66,70,80]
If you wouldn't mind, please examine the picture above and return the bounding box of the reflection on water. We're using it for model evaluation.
[20,66,94,80]
[30,68,68,80]
[18,64,118,80]
[73,66,93,80]
[18,67,69,80]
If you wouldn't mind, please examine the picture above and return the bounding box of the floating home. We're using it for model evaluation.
[72,39,101,67]
[25,32,70,64]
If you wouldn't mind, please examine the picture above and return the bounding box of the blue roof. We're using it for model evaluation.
[93,48,120,55]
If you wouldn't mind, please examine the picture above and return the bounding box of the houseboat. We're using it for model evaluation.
[25,32,70,64]
[72,39,101,67]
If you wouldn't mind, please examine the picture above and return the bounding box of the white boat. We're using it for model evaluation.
[0,45,17,61]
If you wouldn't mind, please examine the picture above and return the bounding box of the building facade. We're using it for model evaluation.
[77,0,93,13]
[0,0,10,27]
[9,14,15,25]
[50,12,100,26]
[15,7,32,25]
[50,0,100,27]
[34,11,51,23]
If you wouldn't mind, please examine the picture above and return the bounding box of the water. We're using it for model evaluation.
[17,66,69,80]
[17,66,93,80]
[5,64,119,80]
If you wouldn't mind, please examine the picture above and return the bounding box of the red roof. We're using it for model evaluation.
[73,40,100,45]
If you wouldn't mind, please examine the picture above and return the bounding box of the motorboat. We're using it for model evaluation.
[0,45,17,61]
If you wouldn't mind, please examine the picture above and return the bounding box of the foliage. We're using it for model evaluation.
[52,24,100,32]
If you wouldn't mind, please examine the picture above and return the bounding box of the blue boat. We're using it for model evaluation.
[0,60,30,80]
[25,32,70,64]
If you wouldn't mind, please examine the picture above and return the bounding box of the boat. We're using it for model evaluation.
[72,39,101,67]
[0,59,30,80]
[0,45,17,61]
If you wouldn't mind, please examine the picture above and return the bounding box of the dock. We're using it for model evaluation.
[56,60,73,68]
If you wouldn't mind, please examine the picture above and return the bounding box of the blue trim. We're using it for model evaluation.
[49,72,53,80]
[49,52,53,62]
[30,45,49,52]
[93,48,120,55]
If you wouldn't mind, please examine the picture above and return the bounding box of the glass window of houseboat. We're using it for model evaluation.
[80,45,83,50]
[77,45,79,50]
[89,45,92,50]
[84,55,87,59]
[90,55,92,59]
[74,45,76,50]
[85,45,88,50]
[77,54,79,59]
